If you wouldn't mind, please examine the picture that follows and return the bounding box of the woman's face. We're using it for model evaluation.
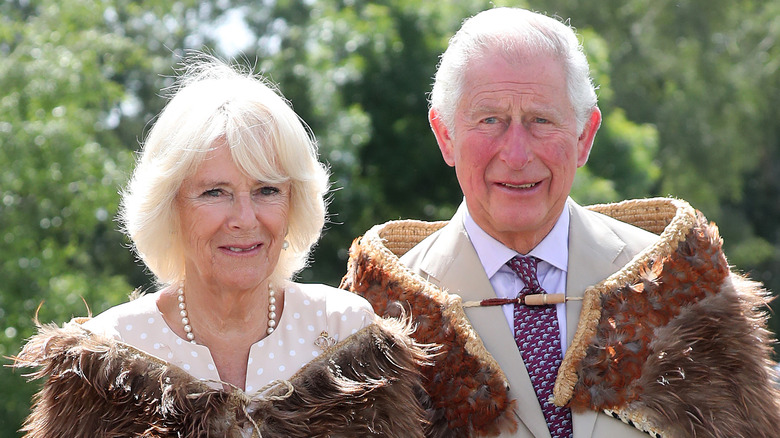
[176,143,290,291]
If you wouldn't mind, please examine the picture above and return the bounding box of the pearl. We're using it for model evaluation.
[177,282,279,343]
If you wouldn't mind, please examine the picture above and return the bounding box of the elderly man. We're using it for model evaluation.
[400,7,654,437]
[342,6,780,438]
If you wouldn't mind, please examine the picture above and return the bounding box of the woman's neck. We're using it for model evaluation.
[157,281,285,390]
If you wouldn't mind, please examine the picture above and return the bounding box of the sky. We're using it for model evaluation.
[212,8,255,55]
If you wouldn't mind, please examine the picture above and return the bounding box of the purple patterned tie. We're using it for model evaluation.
[507,255,572,438]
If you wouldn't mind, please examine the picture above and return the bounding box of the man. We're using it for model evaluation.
[342,6,780,438]
[398,7,656,437]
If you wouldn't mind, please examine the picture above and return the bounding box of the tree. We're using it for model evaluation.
[235,0,493,285]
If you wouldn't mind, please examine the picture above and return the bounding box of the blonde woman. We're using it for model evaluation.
[15,55,428,437]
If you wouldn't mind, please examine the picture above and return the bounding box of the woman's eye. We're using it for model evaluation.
[203,189,222,197]
[259,186,280,196]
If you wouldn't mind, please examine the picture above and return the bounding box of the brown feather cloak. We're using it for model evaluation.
[13,316,432,437]
[340,198,780,437]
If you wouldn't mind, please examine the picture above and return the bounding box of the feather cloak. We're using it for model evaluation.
[340,198,780,437]
[13,316,432,437]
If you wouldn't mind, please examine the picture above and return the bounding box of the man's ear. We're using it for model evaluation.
[429,108,456,167]
[576,107,602,167]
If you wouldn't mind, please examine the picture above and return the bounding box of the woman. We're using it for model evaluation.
[15,55,429,437]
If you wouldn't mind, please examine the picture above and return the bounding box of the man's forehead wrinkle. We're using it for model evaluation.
[468,79,539,94]
[465,85,550,115]
[467,78,554,99]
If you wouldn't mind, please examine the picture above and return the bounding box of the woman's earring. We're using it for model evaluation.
[282,240,289,250]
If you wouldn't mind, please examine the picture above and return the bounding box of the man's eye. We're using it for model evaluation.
[534,117,550,124]
[483,117,499,124]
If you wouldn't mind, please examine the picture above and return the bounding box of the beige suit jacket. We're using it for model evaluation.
[400,198,658,438]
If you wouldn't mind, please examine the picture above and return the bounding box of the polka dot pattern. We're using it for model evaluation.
[81,283,376,393]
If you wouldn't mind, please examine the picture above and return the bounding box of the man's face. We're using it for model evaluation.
[430,51,600,252]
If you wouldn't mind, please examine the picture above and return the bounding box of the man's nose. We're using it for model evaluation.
[499,123,533,168]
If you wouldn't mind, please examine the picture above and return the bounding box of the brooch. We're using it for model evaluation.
[314,331,336,351]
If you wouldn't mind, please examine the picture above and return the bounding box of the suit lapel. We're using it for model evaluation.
[417,201,631,438]
[419,206,551,438]
[565,199,627,438]
[565,199,627,343]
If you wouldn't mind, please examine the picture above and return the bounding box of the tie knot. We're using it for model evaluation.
[507,255,544,295]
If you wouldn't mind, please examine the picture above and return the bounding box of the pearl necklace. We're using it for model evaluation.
[177,283,278,344]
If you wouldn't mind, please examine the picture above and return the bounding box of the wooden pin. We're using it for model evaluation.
[524,293,567,306]
[462,294,582,308]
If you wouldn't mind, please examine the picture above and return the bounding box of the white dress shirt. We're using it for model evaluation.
[463,205,570,354]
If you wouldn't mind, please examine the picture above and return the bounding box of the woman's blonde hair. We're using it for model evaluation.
[120,54,329,287]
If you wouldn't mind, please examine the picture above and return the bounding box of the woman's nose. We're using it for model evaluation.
[228,194,257,229]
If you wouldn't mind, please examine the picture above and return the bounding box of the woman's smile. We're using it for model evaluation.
[223,242,262,253]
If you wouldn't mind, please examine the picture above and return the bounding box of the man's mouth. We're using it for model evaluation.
[501,182,537,189]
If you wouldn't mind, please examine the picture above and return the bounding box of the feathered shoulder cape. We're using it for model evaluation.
[340,197,780,437]
[14,316,431,437]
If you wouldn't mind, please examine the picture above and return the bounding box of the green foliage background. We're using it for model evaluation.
[1,0,778,435]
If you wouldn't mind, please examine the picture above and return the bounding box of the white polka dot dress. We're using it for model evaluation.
[81,282,375,392]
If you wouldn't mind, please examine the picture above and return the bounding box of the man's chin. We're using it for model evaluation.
[482,210,556,242]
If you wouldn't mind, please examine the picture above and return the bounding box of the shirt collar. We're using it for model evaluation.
[463,202,570,277]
